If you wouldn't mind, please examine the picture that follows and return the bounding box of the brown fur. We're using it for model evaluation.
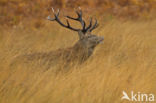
[10,9,104,70]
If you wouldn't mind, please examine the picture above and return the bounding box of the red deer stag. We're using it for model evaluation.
[11,8,104,69]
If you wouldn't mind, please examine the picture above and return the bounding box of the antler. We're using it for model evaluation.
[47,8,80,31]
[66,8,99,32]
[66,10,86,32]
[47,8,99,33]
[89,18,99,32]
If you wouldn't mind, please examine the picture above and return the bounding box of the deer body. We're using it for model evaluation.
[11,8,104,69]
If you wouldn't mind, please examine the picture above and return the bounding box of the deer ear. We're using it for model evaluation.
[78,31,85,39]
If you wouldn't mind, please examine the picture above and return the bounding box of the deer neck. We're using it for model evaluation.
[72,41,93,60]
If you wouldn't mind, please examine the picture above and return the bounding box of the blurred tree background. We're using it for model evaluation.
[0,0,156,26]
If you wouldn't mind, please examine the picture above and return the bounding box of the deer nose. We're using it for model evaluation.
[98,37,104,44]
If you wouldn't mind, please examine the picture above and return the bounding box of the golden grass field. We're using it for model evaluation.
[0,16,156,103]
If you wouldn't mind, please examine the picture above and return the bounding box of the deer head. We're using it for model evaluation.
[47,8,104,58]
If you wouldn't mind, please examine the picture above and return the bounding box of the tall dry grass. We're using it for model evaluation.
[0,17,156,103]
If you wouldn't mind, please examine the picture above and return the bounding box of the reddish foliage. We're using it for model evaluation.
[0,0,155,26]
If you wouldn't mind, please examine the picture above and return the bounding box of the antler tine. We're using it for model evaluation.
[85,17,92,32]
[47,8,99,33]
[47,15,55,21]
[52,7,55,13]
[89,18,99,32]
[66,15,77,20]
[56,9,60,16]
[47,8,80,31]
[47,8,57,21]
[66,9,86,31]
